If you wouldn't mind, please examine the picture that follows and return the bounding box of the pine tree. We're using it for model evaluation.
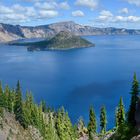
[14,81,27,128]
[56,107,76,140]
[45,112,58,140]
[0,81,3,117]
[115,107,119,128]
[11,89,16,113]
[77,117,87,138]
[24,91,33,125]
[41,100,47,113]
[116,97,125,128]
[64,112,75,140]
[100,105,107,134]
[4,85,10,109]
[56,107,66,140]
[0,81,3,107]
[87,106,97,140]
[7,90,13,112]
[128,73,139,126]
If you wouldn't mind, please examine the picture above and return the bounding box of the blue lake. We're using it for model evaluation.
[0,35,140,130]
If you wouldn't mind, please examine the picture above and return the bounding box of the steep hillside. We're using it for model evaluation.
[1,21,140,42]
[0,111,43,140]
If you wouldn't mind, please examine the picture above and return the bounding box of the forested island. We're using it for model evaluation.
[0,73,139,140]
[10,31,94,51]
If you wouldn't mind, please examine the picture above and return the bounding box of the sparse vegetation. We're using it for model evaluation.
[0,73,140,140]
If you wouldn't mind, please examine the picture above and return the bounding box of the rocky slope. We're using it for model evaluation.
[0,111,43,140]
[0,110,115,140]
[1,21,140,43]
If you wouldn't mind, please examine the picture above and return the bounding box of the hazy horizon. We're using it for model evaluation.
[1,20,140,30]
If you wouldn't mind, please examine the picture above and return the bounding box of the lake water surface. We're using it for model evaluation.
[0,35,140,130]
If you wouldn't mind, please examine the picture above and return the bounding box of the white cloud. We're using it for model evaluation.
[119,8,129,14]
[98,10,113,21]
[59,2,70,10]
[0,0,72,24]
[124,0,140,6]
[0,2,60,24]
[75,0,99,10]
[72,10,85,17]
[34,2,57,10]
[39,10,58,18]
[0,5,14,14]
[96,10,140,23]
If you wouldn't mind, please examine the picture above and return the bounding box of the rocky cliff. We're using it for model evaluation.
[1,21,140,43]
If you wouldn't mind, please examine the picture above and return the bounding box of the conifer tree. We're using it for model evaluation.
[56,107,76,140]
[115,107,119,128]
[116,97,125,128]
[56,107,66,140]
[24,92,33,125]
[14,81,27,128]
[87,106,97,140]
[7,90,13,112]
[31,104,39,127]
[77,117,86,138]
[4,85,10,109]
[0,81,3,117]
[100,105,107,134]
[128,73,139,126]
[11,89,16,113]
[45,112,58,140]
[0,81,3,107]
[64,112,75,140]
[41,100,47,113]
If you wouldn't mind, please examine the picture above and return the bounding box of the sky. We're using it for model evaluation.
[0,0,140,29]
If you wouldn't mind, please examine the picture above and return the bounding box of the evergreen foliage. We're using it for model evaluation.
[0,74,139,140]
[77,117,87,137]
[116,97,125,128]
[87,106,97,140]
[128,73,139,126]
[0,82,4,117]
[100,105,107,134]
[14,81,27,128]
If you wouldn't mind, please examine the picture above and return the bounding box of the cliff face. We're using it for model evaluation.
[1,21,140,43]
[0,111,43,140]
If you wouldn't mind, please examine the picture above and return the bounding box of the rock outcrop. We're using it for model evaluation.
[0,111,43,140]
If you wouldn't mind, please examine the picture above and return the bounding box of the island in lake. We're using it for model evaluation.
[10,31,94,51]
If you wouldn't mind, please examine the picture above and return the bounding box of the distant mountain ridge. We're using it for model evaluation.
[1,21,140,42]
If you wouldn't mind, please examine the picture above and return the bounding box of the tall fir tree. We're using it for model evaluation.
[7,90,13,112]
[87,106,97,140]
[116,97,125,128]
[0,81,3,107]
[56,107,76,140]
[0,81,3,117]
[56,107,66,140]
[4,85,10,109]
[100,105,107,134]
[45,112,58,140]
[128,73,139,126]
[14,81,27,128]
[41,100,47,113]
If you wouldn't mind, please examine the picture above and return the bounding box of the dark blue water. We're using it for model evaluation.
[0,35,140,130]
